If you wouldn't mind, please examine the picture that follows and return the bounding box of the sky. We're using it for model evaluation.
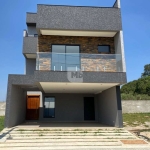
[0,0,150,101]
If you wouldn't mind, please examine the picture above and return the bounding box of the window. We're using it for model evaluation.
[98,45,110,53]
[44,97,55,118]
[51,45,80,71]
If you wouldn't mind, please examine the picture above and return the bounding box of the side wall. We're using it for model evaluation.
[97,86,123,127]
[38,35,115,54]
[26,59,36,75]
[114,31,126,72]
[5,85,26,127]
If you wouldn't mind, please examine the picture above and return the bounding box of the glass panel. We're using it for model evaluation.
[66,46,80,70]
[44,97,55,118]
[36,52,123,72]
[66,64,80,71]
[52,46,66,71]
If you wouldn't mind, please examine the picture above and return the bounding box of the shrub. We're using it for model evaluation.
[121,93,150,100]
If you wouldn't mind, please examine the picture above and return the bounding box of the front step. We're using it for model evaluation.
[5,139,119,143]
[0,142,122,147]
[0,128,148,149]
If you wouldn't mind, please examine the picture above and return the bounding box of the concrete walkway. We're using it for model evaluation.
[0,123,149,149]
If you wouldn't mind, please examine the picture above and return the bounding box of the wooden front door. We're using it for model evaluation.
[26,95,40,120]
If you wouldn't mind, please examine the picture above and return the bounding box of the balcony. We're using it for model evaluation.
[36,53,123,72]
[23,30,38,58]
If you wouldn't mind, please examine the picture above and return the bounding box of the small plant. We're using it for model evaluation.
[83,130,88,133]
[18,129,25,131]
[39,134,43,136]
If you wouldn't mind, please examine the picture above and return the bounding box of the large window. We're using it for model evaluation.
[98,45,110,53]
[44,97,55,118]
[51,45,80,71]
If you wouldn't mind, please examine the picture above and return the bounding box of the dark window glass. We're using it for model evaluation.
[98,45,110,53]
[44,97,55,118]
[52,45,65,53]
[66,46,80,53]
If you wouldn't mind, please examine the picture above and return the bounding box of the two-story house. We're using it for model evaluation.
[5,0,126,128]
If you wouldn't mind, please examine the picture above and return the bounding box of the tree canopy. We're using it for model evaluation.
[141,64,150,78]
[121,76,150,96]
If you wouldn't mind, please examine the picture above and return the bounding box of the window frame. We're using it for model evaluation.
[43,96,55,118]
[51,44,81,71]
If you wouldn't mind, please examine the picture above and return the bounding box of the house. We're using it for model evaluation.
[5,0,126,128]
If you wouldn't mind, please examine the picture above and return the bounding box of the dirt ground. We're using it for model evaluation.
[124,122,150,142]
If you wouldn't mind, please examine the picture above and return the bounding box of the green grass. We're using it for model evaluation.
[123,113,150,126]
[0,116,4,131]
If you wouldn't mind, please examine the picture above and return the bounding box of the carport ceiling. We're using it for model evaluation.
[40,82,119,94]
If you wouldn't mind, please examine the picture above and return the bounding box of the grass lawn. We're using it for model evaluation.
[123,113,150,127]
[0,116,4,131]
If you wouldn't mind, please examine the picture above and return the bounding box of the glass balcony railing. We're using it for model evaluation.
[36,52,123,72]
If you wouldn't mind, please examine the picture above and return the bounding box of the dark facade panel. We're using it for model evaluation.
[116,86,122,110]
[23,37,38,54]
[26,13,37,25]
[26,59,36,75]
[36,5,122,31]
[7,71,126,86]
[34,71,127,84]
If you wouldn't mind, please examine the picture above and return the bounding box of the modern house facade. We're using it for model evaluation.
[5,0,126,128]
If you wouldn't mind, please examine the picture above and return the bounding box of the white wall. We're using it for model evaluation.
[122,100,150,113]
[114,31,126,72]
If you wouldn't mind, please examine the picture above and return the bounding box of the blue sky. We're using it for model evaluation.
[0,0,150,101]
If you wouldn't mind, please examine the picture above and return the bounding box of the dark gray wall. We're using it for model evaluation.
[34,71,127,84]
[97,86,123,127]
[36,5,122,31]
[5,85,26,127]
[23,37,38,54]
[7,72,127,85]
[26,13,37,24]
[26,58,36,75]
[40,93,96,122]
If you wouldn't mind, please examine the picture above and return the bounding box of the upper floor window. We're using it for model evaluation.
[52,45,80,53]
[98,45,110,53]
[51,45,80,71]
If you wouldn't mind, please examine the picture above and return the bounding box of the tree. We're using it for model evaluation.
[121,76,150,95]
[135,77,150,94]
[141,64,150,78]
[121,80,137,94]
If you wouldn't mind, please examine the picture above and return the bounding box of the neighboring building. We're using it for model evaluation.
[5,0,126,128]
